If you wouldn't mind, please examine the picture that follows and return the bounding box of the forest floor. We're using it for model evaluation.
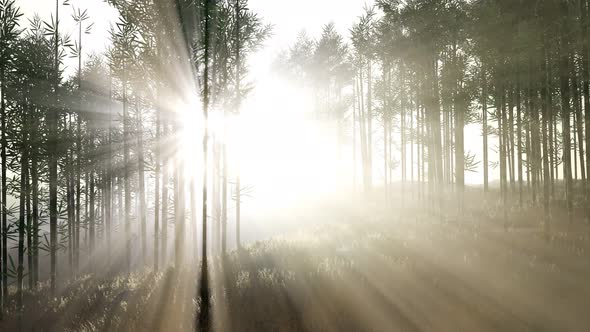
[1,189,590,332]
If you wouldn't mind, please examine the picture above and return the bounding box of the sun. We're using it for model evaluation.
[174,77,345,211]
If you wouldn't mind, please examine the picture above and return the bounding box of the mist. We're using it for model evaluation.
[1,0,590,331]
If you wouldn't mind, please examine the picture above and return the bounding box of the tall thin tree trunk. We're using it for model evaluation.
[455,72,465,214]
[573,62,586,181]
[31,130,39,286]
[75,18,83,276]
[199,1,215,329]
[525,100,536,192]
[548,57,556,196]
[559,5,574,223]
[234,0,242,251]
[367,60,373,189]
[123,62,131,272]
[26,148,32,289]
[191,176,198,262]
[410,82,415,191]
[49,0,60,296]
[528,62,540,205]
[221,131,227,256]
[517,79,523,207]
[541,43,552,239]
[17,137,28,309]
[482,64,489,192]
[154,89,160,271]
[499,88,508,228]
[211,138,220,255]
[583,0,590,223]
[358,71,369,192]
[432,56,444,215]
[174,146,184,268]
[353,77,357,190]
[137,102,147,264]
[88,115,96,265]
[0,48,6,309]
[66,119,74,275]
[89,168,95,264]
[18,95,30,306]
[106,67,113,267]
[508,88,516,192]
[400,62,406,205]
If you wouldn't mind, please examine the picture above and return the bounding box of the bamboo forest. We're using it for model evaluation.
[1,0,590,331]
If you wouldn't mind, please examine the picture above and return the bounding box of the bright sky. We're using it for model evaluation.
[246,0,375,83]
[249,0,374,47]
[20,0,374,72]
[20,0,489,188]
[20,0,117,58]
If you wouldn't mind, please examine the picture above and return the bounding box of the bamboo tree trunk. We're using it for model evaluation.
[137,103,147,265]
[384,115,388,200]
[49,0,60,296]
[75,19,83,276]
[70,148,77,273]
[26,147,32,289]
[504,89,511,222]
[174,146,184,268]
[525,98,535,193]
[0,61,6,308]
[417,102,422,198]
[421,102,426,199]
[574,111,579,180]
[123,63,131,272]
[508,88,515,192]
[353,77,357,190]
[106,68,113,267]
[517,79,523,208]
[531,81,541,206]
[0,62,4,311]
[548,57,556,196]
[17,139,28,309]
[154,90,160,271]
[234,0,241,251]
[118,175,123,236]
[191,176,197,263]
[553,112,559,184]
[367,60,373,189]
[199,1,215,329]
[432,57,444,215]
[31,132,39,286]
[221,132,227,256]
[18,93,30,305]
[0,53,4,314]
[212,138,220,255]
[172,156,180,262]
[454,76,464,215]
[500,88,508,228]
[358,72,369,192]
[541,45,552,239]
[410,83,415,191]
[583,0,590,222]
[382,69,388,201]
[528,60,539,208]
[573,64,586,181]
[161,121,168,266]
[66,120,74,275]
[559,10,574,223]
[88,115,96,265]
[89,169,95,263]
[400,62,406,204]
[482,64,489,192]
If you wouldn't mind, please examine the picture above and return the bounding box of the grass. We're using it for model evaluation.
[1,190,590,331]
